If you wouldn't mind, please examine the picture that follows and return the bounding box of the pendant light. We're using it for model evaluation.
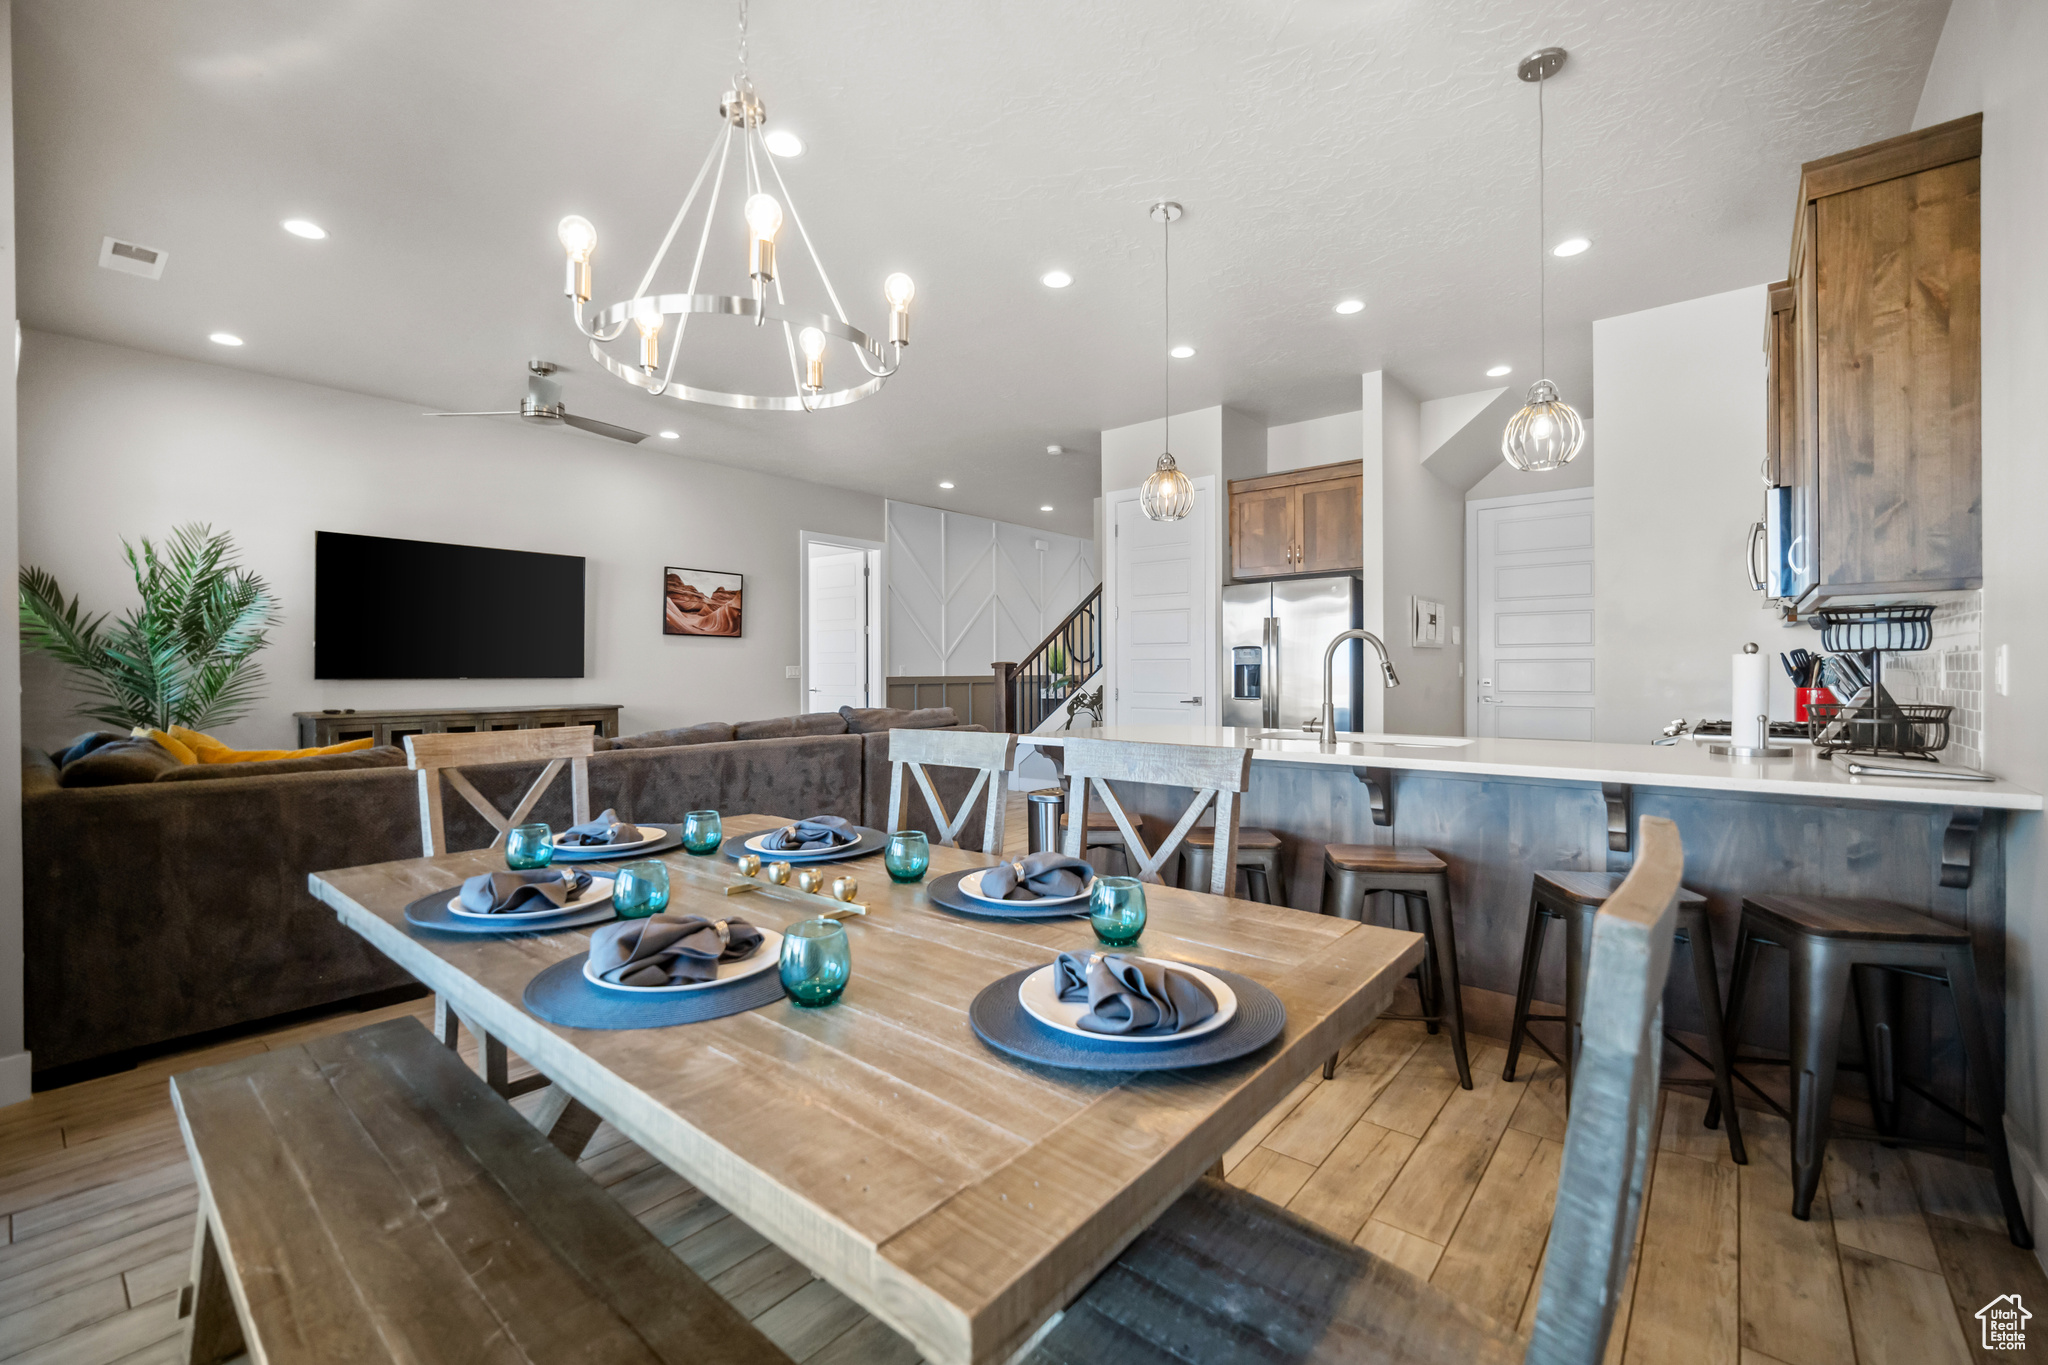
[1140,201,1194,522]
[1501,47,1586,473]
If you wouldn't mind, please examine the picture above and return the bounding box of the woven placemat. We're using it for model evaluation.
[720,825,888,864]
[523,953,787,1029]
[925,868,1090,920]
[969,965,1286,1071]
[402,887,616,936]
[548,823,685,862]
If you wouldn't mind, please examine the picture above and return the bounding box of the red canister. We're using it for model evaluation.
[1795,687,1829,723]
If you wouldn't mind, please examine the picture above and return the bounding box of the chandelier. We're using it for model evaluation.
[555,0,912,413]
[1140,201,1194,522]
[1501,46,1586,472]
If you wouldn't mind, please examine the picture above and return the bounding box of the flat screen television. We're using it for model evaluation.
[314,531,584,679]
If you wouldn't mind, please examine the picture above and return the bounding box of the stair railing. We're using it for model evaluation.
[991,585,1102,733]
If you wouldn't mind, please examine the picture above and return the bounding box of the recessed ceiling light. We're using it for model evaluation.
[1046,444,1065,455]
[658,430,679,439]
[764,130,804,158]
[1169,345,1195,359]
[1041,270,1072,289]
[1040,505,1054,512]
[1333,299,1365,315]
[281,219,327,240]
[938,481,955,489]
[1552,237,1590,257]
[209,332,244,346]
[1486,364,1512,378]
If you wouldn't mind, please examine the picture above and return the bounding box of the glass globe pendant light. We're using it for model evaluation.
[1141,201,1194,521]
[1502,47,1586,473]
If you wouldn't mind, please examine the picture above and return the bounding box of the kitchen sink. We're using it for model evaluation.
[1254,730,1475,748]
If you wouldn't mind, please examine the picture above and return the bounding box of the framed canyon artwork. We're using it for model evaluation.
[663,567,743,637]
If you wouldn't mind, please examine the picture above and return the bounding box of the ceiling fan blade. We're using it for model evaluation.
[422,410,520,418]
[559,411,650,444]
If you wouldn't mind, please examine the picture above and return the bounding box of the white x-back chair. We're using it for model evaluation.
[885,728,1018,850]
[1058,736,1253,896]
[406,727,595,857]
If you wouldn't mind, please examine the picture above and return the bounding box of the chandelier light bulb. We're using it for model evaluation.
[799,326,827,390]
[744,194,784,241]
[557,215,597,261]
[1140,453,1195,523]
[884,273,915,308]
[1501,379,1586,472]
[634,299,663,371]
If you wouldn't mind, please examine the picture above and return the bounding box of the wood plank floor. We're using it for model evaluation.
[2,787,2039,1364]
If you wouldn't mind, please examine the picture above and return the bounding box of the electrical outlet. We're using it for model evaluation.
[785,665,801,679]
[1996,644,2010,696]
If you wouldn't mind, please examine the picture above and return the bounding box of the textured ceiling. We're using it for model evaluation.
[14,0,1945,535]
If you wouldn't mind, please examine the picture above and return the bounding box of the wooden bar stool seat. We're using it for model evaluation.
[1504,870,1745,1164]
[1711,893,2030,1246]
[1319,844,1471,1089]
[1181,825,1286,905]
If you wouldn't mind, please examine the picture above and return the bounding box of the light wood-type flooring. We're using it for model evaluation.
[2,787,2041,1364]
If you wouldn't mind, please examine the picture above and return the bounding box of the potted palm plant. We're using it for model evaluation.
[19,524,282,733]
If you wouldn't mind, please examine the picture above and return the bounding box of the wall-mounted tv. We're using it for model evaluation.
[315,531,585,679]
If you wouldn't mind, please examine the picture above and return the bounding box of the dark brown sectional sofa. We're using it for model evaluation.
[22,708,993,1077]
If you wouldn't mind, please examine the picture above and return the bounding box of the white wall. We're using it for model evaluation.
[16,331,886,751]
[1368,372,1465,735]
[884,501,1096,675]
[1913,0,2048,1263]
[0,4,28,1107]
[1267,410,1361,474]
[1592,285,1776,744]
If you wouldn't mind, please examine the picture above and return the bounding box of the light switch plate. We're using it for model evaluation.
[785,665,801,679]
[1996,644,2009,696]
[1410,597,1446,649]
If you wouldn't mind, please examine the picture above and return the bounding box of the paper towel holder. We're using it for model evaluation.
[1709,645,1794,759]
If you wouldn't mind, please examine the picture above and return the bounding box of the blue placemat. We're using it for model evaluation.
[969,965,1287,1071]
[721,825,888,864]
[403,886,617,936]
[549,822,684,862]
[926,868,1090,920]
[523,953,787,1029]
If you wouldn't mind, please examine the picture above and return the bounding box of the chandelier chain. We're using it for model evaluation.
[1163,208,1170,451]
[736,0,750,79]
[1537,74,1546,382]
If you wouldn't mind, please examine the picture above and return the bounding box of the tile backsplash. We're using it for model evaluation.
[1880,591,1983,772]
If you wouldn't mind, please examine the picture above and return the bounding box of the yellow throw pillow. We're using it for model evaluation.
[163,725,374,764]
[133,727,198,764]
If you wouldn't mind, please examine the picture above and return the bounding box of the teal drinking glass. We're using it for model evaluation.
[884,830,931,883]
[506,823,554,870]
[681,809,723,856]
[1089,875,1147,947]
[612,861,670,919]
[779,918,851,1006]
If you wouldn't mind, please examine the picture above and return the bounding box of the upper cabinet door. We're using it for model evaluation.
[1231,486,1297,578]
[1295,476,1365,574]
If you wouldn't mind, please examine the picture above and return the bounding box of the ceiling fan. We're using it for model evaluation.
[423,361,651,444]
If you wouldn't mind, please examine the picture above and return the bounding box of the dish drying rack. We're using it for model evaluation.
[1807,605,1950,760]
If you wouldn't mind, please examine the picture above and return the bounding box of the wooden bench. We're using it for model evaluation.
[169,1016,793,1365]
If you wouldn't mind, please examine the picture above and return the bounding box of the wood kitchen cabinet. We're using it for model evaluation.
[1778,114,1981,606]
[1228,460,1364,579]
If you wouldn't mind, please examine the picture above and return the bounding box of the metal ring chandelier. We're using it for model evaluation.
[554,0,912,414]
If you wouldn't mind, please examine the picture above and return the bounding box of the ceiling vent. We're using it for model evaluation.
[99,236,167,280]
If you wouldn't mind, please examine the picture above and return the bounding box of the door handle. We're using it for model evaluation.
[1179,697,1203,705]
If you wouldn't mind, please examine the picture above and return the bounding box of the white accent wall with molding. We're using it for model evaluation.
[884,501,1096,676]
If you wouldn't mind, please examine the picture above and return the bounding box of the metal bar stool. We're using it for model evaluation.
[1320,844,1472,1089]
[1180,826,1285,904]
[1503,870,1745,1164]
[1709,893,2030,1246]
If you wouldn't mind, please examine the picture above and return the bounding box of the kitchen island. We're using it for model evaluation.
[1023,725,2041,1141]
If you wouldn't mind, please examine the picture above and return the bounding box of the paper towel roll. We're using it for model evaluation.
[1733,646,1770,750]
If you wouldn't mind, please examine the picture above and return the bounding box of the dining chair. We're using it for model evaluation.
[405,726,596,857]
[1022,816,1684,1365]
[1057,736,1253,896]
[884,727,1018,850]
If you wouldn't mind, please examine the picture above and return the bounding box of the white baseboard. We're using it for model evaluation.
[0,1050,30,1109]
[2003,1113,2048,1280]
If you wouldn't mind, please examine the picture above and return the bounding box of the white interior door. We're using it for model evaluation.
[1110,485,1215,727]
[806,543,870,712]
[1470,491,1595,740]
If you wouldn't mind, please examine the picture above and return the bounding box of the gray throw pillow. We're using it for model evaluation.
[732,713,850,741]
[838,706,961,734]
[153,746,409,782]
[58,737,186,787]
[610,721,737,750]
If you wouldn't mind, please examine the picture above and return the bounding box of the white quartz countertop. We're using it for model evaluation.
[1019,725,2043,811]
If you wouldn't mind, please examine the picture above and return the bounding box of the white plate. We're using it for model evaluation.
[744,829,863,859]
[1017,956,1237,1045]
[552,824,666,853]
[582,927,785,994]
[960,867,1093,907]
[447,876,615,920]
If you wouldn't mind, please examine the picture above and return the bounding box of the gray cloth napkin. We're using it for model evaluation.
[589,914,766,987]
[760,816,857,852]
[1052,952,1218,1035]
[982,853,1094,901]
[560,808,637,846]
[458,869,594,915]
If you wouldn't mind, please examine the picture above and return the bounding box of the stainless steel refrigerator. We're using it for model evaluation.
[1222,576,1365,732]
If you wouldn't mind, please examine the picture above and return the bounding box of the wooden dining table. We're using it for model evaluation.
[309,813,1424,1365]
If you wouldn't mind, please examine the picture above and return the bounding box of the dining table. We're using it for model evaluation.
[309,812,1426,1365]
